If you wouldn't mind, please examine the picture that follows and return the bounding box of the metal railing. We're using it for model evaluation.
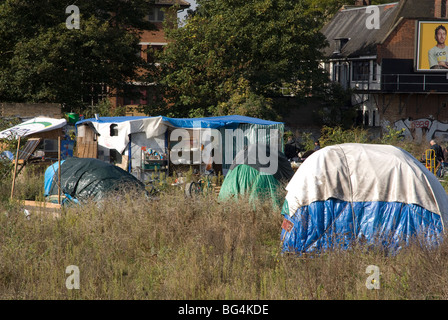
[381,73,448,92]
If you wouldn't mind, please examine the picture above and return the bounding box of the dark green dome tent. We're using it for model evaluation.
[218,144,294,208]
[45,157,146,204]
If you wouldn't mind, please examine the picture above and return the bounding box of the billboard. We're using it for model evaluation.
[416,20,448,71]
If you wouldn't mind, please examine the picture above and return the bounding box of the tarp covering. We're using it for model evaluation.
[75,115,284,154]
[77,116,167,154]
[281,143,448,254]
[0,117,67,139]
[44,160,65,196]
[229,144,294,181]
[219,144,294,208]
[218,164,283,208]
[45,157,146,203]
[76,115,285,176]
[164,115,283,129]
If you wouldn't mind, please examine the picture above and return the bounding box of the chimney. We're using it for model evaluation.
[355,0,371,6]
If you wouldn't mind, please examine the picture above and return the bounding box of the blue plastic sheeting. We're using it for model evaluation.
[163,115,282,129]
[44,160,65,196]
[76,115,282,129]
[76,116,149,126]
[280,198,445,254]
[1,151,14,160]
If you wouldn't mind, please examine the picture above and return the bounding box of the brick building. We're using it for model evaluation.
[321,0,448,143]
[110,0,190,116]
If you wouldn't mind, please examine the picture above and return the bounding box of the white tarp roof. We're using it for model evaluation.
[84,116,167,154]
[0,117,67,139]
[284,143,448,224]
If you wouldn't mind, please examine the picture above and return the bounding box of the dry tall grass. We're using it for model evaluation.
[2,175,448,300]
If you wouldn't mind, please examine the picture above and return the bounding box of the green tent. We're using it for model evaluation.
[45,157,146,204]
[218,144,294,208]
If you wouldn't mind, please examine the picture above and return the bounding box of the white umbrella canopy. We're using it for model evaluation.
[0,117,67,140]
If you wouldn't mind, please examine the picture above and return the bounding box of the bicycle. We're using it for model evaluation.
[185,169,215,197]
[145,178,163,198]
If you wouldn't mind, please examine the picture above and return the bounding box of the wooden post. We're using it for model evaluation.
[10,136,21,200]
[58,136,61,205]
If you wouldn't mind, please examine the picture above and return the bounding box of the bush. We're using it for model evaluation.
[319,125,370,147]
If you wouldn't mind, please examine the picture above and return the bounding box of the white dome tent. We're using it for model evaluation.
[280,143,448,254]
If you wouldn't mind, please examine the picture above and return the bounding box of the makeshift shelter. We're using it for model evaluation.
[44,157,146,204]
[0,116,69,161]
[0,116,66,140]
[0,117,72,201]
[218,144,294,208]
[75,115,284,182]
[280,143,448,254]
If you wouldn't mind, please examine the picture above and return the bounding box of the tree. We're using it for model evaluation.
[213,78,281,121]
[153,0,329,118]
[313,82,358,129]
[0,0,156,112]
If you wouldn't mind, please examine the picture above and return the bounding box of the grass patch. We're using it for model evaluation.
[1,179,448,299]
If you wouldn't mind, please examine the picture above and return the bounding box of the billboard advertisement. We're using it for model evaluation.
[416,20,448,71]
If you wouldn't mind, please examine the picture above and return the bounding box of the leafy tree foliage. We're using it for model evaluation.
[154,0,329,118]
[213,78,281,121]
[0,0,155,112]
[313,82,358,129]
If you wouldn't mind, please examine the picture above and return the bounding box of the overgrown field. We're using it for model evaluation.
[2,169,448,300]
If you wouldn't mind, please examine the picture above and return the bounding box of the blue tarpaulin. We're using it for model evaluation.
[281,200,445,253]
[76,115,282,129]
[163,115,282,129]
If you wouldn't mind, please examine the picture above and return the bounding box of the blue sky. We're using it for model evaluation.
[178,0,197,22]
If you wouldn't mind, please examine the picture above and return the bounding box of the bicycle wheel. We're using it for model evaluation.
[202,179,212,195]
[185,182,201,197]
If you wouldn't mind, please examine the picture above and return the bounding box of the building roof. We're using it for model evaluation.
[155,0,190,8]
[390,0,435,21]
[321,2,400,59]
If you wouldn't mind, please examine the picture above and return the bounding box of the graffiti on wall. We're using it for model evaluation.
[394,118,448,143]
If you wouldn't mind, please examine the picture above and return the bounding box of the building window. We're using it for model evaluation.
[148,7,165,22]
[372,62,377,81]
[352,61,370,81]
[442,0,447,18]
[332,63,349,88]
[333,64,341,82]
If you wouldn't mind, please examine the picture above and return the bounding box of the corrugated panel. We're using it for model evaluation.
[18,138,41,162]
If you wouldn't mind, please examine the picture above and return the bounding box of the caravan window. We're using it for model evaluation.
[110,124,118,136]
